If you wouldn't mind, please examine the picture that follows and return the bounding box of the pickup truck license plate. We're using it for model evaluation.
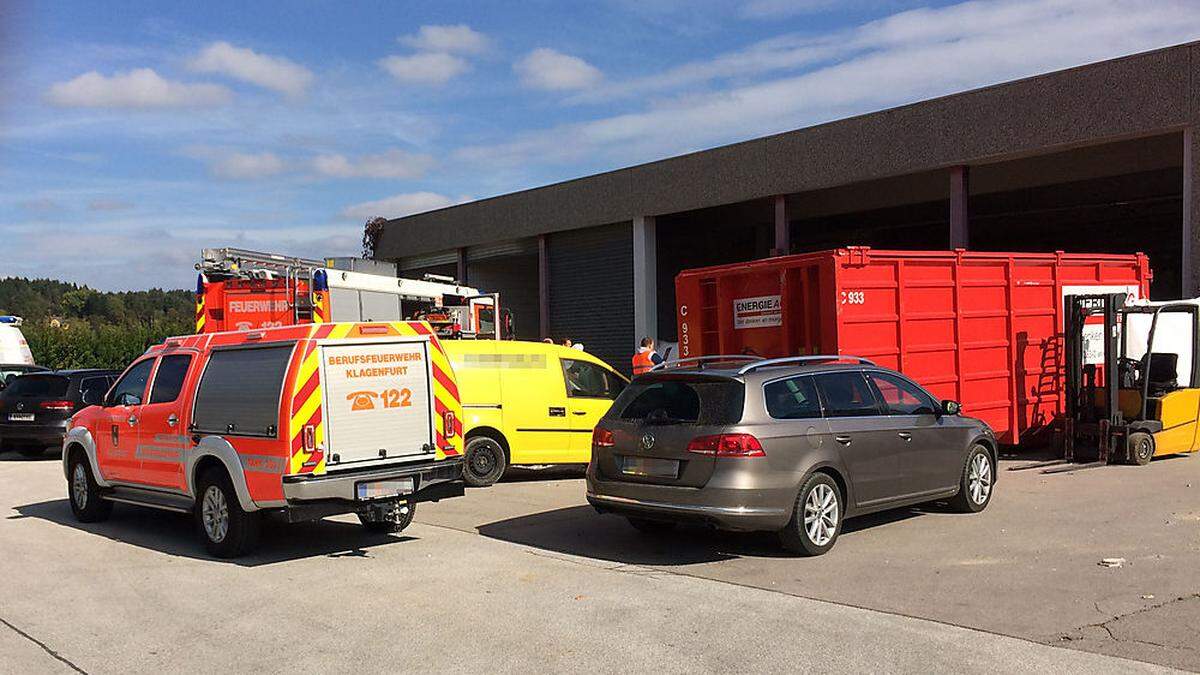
[356,478,415,501]
[620,456,679,479]
[7,413,34,422]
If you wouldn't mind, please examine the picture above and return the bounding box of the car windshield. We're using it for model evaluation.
[614,376,744,425]
[5,374,69,398]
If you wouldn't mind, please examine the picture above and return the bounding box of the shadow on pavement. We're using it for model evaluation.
[476,503,926,567]
[496,465,587,484]
[12,498,415,567]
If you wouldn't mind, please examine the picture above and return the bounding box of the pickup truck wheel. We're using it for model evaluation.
[463,436,506,487]
[358,501,416,534]
[68,454,112,523]
[196,469,260,558]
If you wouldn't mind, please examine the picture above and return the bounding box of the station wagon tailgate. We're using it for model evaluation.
[321,339,436,467]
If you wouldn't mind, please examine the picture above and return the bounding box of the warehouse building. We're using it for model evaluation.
[375,42,1200,374]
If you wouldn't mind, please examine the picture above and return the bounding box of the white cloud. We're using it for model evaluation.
[400,24,489,54]
[462,0,1200,167]
[340,192,464,221]
[379,52,469,85]
[514,48,603,91]
[203,151,286,180]
[189,41,314,97]
[46,68,232,108]
[312,149,435,179]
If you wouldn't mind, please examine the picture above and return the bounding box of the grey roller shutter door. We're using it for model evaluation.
[548,223,634,376]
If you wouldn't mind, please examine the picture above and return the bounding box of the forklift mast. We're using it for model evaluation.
[1063,293,1127,462]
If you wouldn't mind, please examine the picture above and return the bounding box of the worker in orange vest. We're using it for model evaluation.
[631,336,663,376]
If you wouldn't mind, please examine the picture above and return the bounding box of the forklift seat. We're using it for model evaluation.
[1141,352,1179,394]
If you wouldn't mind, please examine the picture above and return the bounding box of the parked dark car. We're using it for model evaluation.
[0,364,49,391]
[586,356,997,556]
[0,369,119,457]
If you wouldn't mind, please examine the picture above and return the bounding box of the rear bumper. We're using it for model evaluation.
[586,466,793,531]
[0,422,66,446]
[281,457,464,505]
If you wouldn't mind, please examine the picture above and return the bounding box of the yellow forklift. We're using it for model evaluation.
[1063,293,1200,465]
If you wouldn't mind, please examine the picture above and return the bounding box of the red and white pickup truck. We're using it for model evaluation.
[63,321,464,557]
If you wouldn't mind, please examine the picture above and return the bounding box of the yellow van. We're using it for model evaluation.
[442,340,627,486]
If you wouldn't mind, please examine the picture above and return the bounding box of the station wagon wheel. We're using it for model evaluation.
[67,452,111,523]
[949,444,994,513]
[778,472,842,556]
[195,468,260,558]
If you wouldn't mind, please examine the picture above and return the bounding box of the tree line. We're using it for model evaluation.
[0,277,193,370]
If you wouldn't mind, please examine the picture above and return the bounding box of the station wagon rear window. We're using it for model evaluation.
[192,345,293,437]
[615,377,744,425]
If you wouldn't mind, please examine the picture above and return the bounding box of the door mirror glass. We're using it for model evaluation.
[941,400,961,416]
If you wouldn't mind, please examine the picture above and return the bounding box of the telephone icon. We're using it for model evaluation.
[347,391,379,411]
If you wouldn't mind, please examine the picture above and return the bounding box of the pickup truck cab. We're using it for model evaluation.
[63,321,464,557]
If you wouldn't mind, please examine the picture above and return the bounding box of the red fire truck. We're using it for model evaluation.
[194,247,509,339]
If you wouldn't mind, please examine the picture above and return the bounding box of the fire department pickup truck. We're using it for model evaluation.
[62,321,464,557]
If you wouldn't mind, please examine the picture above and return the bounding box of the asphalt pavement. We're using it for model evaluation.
[0,451,1196,673]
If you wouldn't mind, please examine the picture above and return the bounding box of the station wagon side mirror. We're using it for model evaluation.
[941,400,961,416]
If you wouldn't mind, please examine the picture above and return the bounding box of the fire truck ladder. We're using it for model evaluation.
[197,247,322,324]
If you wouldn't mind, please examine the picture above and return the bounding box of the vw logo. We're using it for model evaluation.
[15,402,24,411]
[641,434,655,450]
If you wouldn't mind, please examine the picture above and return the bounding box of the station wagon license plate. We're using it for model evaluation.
[7,413,34,422]
[619,456,679,479]
[356,478,415,501]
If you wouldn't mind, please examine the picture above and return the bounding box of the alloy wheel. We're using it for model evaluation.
[967,453,992,505]
[72,463,88,509]
[201,485,230,543]
[804,483,838,546]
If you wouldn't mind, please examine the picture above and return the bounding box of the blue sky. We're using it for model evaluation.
[3,0,1200,291]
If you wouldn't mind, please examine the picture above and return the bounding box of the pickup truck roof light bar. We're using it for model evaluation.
[736,355,876,375]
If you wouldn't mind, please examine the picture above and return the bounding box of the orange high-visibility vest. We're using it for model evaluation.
[632,350,655,375]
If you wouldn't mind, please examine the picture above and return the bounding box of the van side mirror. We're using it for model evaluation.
[941,400,961,416]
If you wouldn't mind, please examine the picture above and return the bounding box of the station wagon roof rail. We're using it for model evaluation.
[650,355,760,372]
[735,355,876,375]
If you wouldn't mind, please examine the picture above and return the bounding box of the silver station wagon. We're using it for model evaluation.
[586,356,996,555]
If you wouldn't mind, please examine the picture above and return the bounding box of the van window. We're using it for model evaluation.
[561,359,623,399]
[615,377,744,424]
[149,355,193,404]
[192,345,293,437]
[812,372,881,418]
[764,376,822,419]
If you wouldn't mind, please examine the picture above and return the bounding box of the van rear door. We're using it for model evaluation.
[321,338,435,468]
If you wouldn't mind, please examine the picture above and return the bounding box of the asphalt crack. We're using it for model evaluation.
[0,615,88,674]
[1060,594,1200,653]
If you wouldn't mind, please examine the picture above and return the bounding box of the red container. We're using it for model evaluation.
[674,247,1151,445]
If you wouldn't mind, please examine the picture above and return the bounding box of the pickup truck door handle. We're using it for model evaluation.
[834,435,852,445]
[126,414,138,427]
[167,413,179,428]
[897,431,912,441]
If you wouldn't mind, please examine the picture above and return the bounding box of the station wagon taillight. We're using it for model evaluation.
[39,400,74,411]
[686,433,765,458]
[592,427,615,447]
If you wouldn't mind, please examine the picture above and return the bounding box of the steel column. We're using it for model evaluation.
[772,195,790,256]
[633,215,657,343]
[538,234,549,338]
[949,165,970,249]
[1185,128,1198,296]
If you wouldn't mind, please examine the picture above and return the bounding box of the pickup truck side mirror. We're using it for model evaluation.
[113,392,141,407]
[941,400,961,416]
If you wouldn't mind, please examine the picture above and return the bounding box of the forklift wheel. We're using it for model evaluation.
[1127,432,1155,466]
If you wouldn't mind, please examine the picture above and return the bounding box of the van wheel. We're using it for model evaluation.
[358,501,416,534]
[778,473,842,556]
[196,468,260,558]
[949,445,994,513]
[1127,432,1154,466]
[463,436,506,487]
[68,453,112,523]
